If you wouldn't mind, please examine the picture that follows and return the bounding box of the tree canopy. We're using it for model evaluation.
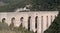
[0,0,60,12]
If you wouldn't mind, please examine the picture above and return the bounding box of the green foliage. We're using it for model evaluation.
[0,0,23,4]
[0,0,60,11]
[0,22,9,30]
[30,0,60,11]
[18,26,34,33]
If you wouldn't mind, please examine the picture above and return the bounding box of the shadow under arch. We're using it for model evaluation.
[11,17,15,23]
[35,16,38,33]
[10,17,15,30]
[35,16,38,29]
[2,18,6,23]
[20,17,24,27]
[28,16,31,31]
[51,15,52,23]
[41,16,43,33]
[11,17,15,21]
[46,16,48,28]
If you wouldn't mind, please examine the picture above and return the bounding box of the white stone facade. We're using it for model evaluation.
[0,11,59,33]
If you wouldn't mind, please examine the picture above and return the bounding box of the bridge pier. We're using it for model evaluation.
[30,16,36,32]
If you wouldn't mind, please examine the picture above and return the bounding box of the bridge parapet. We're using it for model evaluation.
[0,11,59,33]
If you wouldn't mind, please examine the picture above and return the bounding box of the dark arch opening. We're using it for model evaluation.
[11,17,15,25]
[10,17,15,30]
[11,17,15,23]
[2,18,6,23]
[20,17,24,27]
[51,16,52,23]
[46,16,48,28]
[41,16,43,33]
[28,16,31,31]
[35,16,38,33]
[35,16,38,29]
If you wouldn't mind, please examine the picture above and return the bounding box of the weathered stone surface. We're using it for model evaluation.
[0,11,59,33]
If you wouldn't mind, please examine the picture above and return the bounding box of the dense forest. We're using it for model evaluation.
[0,0,60,33]
[0,0,60,12]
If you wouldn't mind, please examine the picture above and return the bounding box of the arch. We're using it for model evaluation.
[51,16,52,23]
[28,16,31,31]
[41,16,43,33]
[35,16,38,33]
[35,16,38,29]
[11,17,15,23]
[10,17,15,30]
[20,17,24,27]
[2,18,6,23]
[46,16,48,28]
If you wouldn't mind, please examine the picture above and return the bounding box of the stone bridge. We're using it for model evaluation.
[0,11,59,33]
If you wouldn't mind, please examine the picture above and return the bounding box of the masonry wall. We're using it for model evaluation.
[0,11,59,33]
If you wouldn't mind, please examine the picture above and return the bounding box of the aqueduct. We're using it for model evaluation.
[0,11,59,33]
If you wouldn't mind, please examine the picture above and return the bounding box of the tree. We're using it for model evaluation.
[30,0,60,11]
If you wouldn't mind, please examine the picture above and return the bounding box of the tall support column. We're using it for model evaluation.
[20,17,24,27]
[22,17,24,28]
[37,16,41,33]
[48,15,51,27]
[14,19,17,27]
[23,16,28,29]
[7,17,12,26]
[43,16,47,32]
[14,19,20,27]
[28,16,31,31]
[46,16,48,28]
[30,16,36,32]
[6,19,11,26]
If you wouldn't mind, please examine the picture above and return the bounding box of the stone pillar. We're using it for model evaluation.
[22,17,25,28]
[48,15,51,27]
[20,17,23,27]
[7,19,11,26]
[43,16,47,32]
[30,16,36,32]
[37,16,41,33]
[14,19,20,27]
[23,16,28,29]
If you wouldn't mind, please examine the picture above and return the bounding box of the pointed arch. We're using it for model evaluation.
[2,18,6,23]
[35,16,38,29]
[41,16,43,33]
[28,16,31,31]
[10,17,15,30]
[20,17,24,27]
[35,16,38,33]
[11,17,15,25]
[11,17,15,23]
[51,15,52,23]
[46,16,48,28]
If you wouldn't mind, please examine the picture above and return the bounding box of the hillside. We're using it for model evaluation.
[0,1,7,6]
[0,0,60,12]
[0,0,23,4]
[0,22,34,33]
